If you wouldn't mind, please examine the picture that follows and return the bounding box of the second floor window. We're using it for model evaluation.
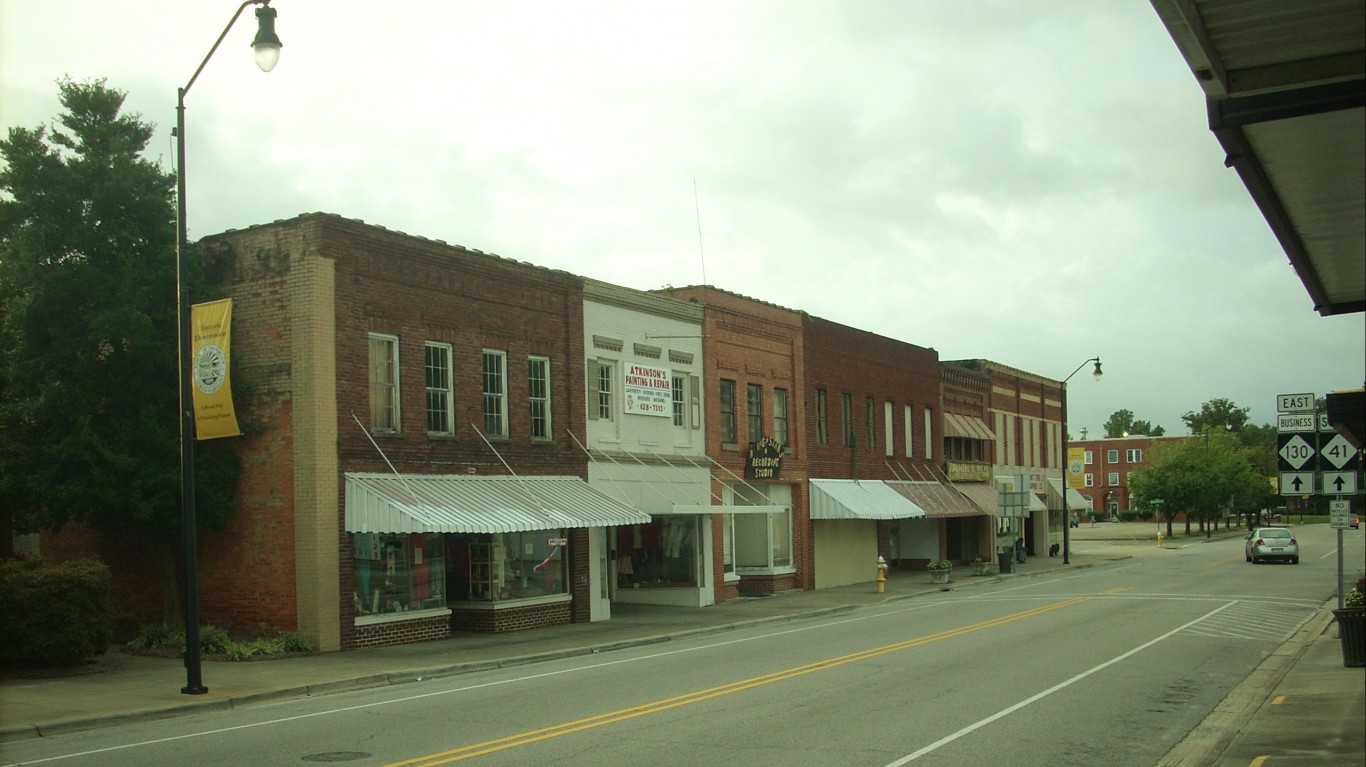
[482,350,508,438]
[747,383,763,442]
[1107,471,1120,487]
[719,379,737,443]
[1084,450,1094,465]
[1126,448,1143,463]
[865,397,875,449]
[841,393,854,447]
[672,376,686,427]
[1107,449,1119,463]
[528,356,551,440]
[424,342,453,434]
[369,333,399,433]
[773,388,789,448]
[595,362,613,420]
[816,389,828,445]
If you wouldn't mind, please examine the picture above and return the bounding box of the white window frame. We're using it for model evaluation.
[481,349,508,438]
[773,388,789,448]
[1084,473,1095,487]
[424,342,453,435]
[1126,448,1143,463]
[923,407,934,460]
[528,355,552,441]
[1107,449,1119,463]
[1107,471,1120,487]
[369,333,400,433]
[1084,450,1094,465]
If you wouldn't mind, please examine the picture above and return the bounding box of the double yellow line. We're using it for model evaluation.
[384,596,1092,766]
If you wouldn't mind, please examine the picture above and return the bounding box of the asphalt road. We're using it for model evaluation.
[1,525,1355,767]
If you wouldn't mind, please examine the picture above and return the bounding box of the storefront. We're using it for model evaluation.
[809,479,926,588]
[344,473,651,644]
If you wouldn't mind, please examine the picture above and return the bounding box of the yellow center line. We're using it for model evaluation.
[1202,553,1247,569]
[383,596,1093,767]
[1101,587,1131,594]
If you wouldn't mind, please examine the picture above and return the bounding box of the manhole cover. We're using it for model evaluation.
[302,753,372,763]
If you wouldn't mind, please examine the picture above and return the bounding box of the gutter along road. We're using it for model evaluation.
[2,524,1357,766]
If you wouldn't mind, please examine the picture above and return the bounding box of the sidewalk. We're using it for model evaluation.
[2,525,1359,766]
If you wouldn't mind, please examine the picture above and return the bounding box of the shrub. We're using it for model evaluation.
[1119,510,1138,522]
[0,559,112,666]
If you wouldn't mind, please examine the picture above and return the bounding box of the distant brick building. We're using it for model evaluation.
[1069,434,1188,517]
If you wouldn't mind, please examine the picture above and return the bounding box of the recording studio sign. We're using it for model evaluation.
[746,436,784,480]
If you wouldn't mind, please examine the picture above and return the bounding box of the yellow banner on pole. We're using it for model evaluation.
[1067,447,1086,489]
[190,298,241,440]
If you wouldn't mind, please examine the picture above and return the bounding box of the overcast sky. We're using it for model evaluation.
[3,1,1362,437]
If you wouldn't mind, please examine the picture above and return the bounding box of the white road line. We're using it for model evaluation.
[882,600,1239,766]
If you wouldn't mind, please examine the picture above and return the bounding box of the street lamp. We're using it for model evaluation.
[175,0,282,696]
[1060,357,1102,564]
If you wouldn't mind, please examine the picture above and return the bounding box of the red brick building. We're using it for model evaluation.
[190,214,648,650]
[1070,434,1188,517]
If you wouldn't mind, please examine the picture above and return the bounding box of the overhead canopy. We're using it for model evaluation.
[943,413,995,442]
[952,481,999,517]
[345,473,652,534]
[810,479,927,521]
[887,480,983,518]
[1150,0,1365,316]
[1046,478,1089,511]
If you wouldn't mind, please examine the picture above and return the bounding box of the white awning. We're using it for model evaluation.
[954,481,999,516]
[345,473,652,534]
[1046,479,1089,511]
[810,479,927,520]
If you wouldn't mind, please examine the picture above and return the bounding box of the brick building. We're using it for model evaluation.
[191,214,649,650]
[1070,434,1188,517]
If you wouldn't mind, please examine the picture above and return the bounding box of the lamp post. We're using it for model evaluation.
[1060,357,1102,564]
[175,0,282,696]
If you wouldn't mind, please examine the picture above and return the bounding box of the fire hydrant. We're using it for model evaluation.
[876,555,888,593]
[1157,532,1165,548]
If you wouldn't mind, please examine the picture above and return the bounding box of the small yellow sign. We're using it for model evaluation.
[190,298,241,440]
[1067,447,1086,489]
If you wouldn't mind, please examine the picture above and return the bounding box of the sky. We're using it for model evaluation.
[2,0,1363,438]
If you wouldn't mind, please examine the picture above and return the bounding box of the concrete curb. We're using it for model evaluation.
[1155,602,1338,767]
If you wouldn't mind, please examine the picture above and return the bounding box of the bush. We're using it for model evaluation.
[1118,510,1138,522]
[0,559,112,667]
[126,624,315,661]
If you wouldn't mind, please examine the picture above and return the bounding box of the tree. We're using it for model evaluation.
[1182,398,1250,435]
[0,78,239,622]
[1104,409,1166,437]
[1127,430,1270,538]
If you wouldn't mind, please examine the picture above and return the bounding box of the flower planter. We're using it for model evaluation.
[1333,607,1365,668]
[972,563,990,577]
[929,569,951,585]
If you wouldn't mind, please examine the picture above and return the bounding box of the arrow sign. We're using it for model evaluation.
[1279,472,1313,496]
[1321,471,1359,495]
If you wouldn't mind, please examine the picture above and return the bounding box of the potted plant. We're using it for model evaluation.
[972,555,990,576]
[927,559,953,584]
[1334,578,1365,668]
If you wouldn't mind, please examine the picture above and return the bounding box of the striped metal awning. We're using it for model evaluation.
[809,479,927,520]
[943,413,995,441]
[345,473,652,534]
[887,480,983,518]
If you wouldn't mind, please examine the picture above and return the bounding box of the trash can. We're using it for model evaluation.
[997,547,1013,574]
[1334,607,1365,667]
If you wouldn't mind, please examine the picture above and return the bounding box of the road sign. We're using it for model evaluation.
[1330,499,1351,529]
[1277,433,1316,471]
[1279,472,1313,495]
[1277,413,1316,432]
[1276,392,1316,412]
[1318,411,1331,432]
[1319,433,1360,470]
[1321,471,1359,495]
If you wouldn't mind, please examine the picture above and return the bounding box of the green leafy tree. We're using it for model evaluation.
[1182,397,1250,434]
[0,78,239,623]
[1103,409,1165,437]
[1128,430,1271,538]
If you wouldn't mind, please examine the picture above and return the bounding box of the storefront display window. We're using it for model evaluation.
[352,533,445,616]
[448,531,567,602]
[614,517,698,589]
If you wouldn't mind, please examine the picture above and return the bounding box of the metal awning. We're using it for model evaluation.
[638,504,787,516]
[345,473,652,534]
[948,481,1000,517]
[1150,0,1365,316]
[887,480,983,518]
[809,479,927,520]
[943,413,996,441]
[1046,479,1089,511]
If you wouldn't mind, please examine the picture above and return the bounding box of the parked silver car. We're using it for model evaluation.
[1245,527,1299,564]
